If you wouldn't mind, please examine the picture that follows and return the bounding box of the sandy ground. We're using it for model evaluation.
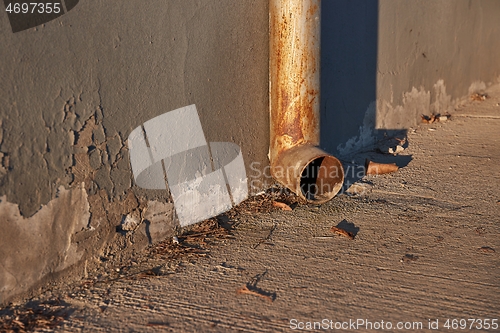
[2,87,499,332]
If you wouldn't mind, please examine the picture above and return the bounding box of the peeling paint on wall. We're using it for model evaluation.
[0,0,266,306]
[71,115,132,200]
[377,85,432,130]
[337,80,461,156]
[336,102,376,156]
[468,81,488,95]
[0,107,178,303]
[0,184,90,304]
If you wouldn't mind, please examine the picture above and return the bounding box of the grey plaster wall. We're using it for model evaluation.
[321,0,500,155]
[376,0,500,129]
[0,0,269,304]
[0,0,269,217]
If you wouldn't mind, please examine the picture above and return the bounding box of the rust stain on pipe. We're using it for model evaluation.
[270,0,344,203]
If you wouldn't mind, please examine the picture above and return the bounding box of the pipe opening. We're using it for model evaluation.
[299,155,344,204]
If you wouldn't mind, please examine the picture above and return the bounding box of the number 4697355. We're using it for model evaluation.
[5,3,61,14]
[443,319,498,330]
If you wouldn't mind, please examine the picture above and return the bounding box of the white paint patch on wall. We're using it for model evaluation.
[337,80,467,157]
[336,102,376,156]
[468,81,487,95]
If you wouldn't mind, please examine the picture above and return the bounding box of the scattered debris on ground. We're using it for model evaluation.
[0,300,71,332]
[401,254,419,263]
[0,186,325,326]
[377,137,407,155]
[470,92,488,101]
[227,187,299,217]
[421,113,451,124]
[272,201,292,211]
[71,218,232,287]
[60,190,299,289]
[477,246,495,254]
[236,285,274,303]
[378,143,405,155]
[365,159,399,175]
[180,218,233,244]
[421,114,437,124]
[150,218,231,259]
[330,226,355,240]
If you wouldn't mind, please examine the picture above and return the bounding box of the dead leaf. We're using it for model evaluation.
[421,114,437,124]
[330,226,355,240]
[236,285,274,303]
[365,159,399,175]
[470,93,488,101]
[272,201,292,211]
[477,246,495,254]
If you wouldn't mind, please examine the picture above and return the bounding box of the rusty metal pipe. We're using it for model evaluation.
[269,0,344,203]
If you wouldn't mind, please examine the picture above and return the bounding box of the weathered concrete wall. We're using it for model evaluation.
[321,0,500,155]
[0,185,90,303]
[0,0,268,304]
[376,0,500,129]
[1,0,500,305]
[0,0,269,217]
